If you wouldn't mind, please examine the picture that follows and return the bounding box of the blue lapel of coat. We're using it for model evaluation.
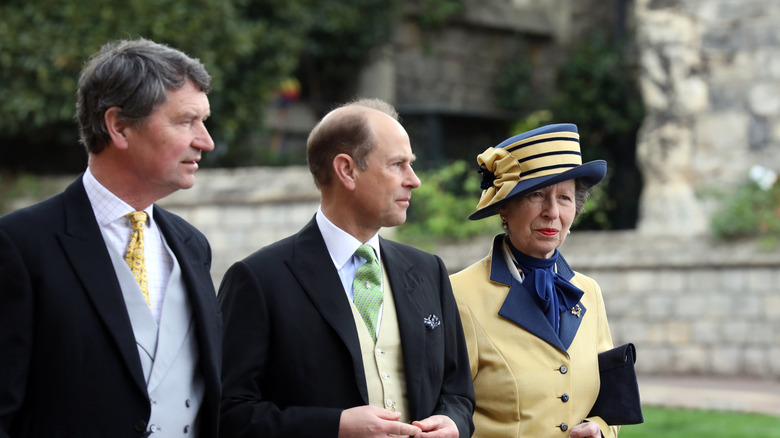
[491,235,586,353]
[287,218,369,403]
[56,178,147,394]
[554,255,586,350]
[378,238,425,416]
[154,206,220,396]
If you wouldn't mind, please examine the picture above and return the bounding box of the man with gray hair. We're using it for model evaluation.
[0,38,221,437]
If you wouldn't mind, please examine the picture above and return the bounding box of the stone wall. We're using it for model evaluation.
[392,0,557,114]
[158,167,322,283]
[558,232,780,378]
[634,0,780,235]
[8,167,780,378]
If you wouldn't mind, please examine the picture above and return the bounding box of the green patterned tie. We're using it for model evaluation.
[125,212,150,309]
[352,244,383,343]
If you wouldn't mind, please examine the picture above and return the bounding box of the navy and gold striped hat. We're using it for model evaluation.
[469,123,607,220]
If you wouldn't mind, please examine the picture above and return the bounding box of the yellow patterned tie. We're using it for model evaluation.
[352,244,383,343]
[125,212,150,309]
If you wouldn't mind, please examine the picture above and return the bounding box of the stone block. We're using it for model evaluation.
[674,294,708,319]
[625,270,658,292]
[220,206,255,228]
[722,320,751,343]
[769,347,780,375]
[672,346,711,374]
[613,320,653,344]
[589,271,629,295]
[763,295,780,318]
[658,270,686,292]
[710,346,742,374]
[684,268,723,292]
[603,287,632,309]
[733,294,761,318]
[706,293,731,320]
[719,267,746,291]
[747,268,776,292]
[755,48,780,79]
[666,321,691,345]
[691,320,719,345]
[743,346,770,376]
[645,294,674,319]
[635,345,671,374]
[749,83,780,116]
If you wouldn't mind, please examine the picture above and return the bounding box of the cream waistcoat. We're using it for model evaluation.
[350,265,409,422]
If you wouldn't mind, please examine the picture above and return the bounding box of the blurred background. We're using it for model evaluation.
[3,0,780,420]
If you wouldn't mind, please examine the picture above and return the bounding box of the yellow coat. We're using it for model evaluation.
[450,235,619,438]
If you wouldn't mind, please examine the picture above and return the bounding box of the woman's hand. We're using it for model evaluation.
[569,421,602,438]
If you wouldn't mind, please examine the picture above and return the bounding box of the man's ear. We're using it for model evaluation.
[104,107,130,150]
[332,153,358,191]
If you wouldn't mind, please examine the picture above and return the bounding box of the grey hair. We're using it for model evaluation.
[574,178,591,217]
[76,38,211,154]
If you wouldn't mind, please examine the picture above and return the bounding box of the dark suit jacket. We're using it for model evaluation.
[218,217,475,438]
[0,178,221,438]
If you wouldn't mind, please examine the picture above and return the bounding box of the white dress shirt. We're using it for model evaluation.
[82,168,173,324]
[316,207,384,336]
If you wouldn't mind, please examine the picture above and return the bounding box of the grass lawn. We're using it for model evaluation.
[618,407,780,438]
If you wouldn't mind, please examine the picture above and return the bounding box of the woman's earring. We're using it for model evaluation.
[567,229,571,235]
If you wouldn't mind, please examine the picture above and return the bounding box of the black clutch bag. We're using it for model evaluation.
[588,343,644,425]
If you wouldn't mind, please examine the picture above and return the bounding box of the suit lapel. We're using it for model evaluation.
[287,219,369,402]
[380,239,425,413]
[498,278,567,352]
[56,179,147,393]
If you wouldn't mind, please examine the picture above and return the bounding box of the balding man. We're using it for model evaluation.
[218,98,475,438]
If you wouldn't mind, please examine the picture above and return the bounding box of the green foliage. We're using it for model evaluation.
[709,178,780,249]
[508,110,553,136]
[397,160,501,244]
[297,0,401,106]
[620,407,780,438]
[0,0,309,171]
[416,0,465,28]
[551,34,644,157]
[494,57,534,113]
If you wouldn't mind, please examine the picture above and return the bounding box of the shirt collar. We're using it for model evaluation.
[82,167,155,226]
[315,206,381,269]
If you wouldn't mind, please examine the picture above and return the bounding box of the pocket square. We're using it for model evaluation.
[423,314,441,331]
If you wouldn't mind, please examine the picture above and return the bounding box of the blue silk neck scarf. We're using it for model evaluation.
[506,237,584,335]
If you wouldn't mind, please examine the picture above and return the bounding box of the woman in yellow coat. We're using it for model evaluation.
[450,123,619,438]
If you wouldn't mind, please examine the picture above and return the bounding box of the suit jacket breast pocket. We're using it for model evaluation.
[423,313,445,352]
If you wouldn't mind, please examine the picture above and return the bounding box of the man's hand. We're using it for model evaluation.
[569,421,603,438]
[411,414,459,437]
[338,406,422,438]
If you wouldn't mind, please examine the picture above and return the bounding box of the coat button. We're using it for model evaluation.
[185,399,191,408]
[559,422,569,431]
[559,365,568,374]
[184,425,190,434]
[560,393,570,402]
[135,420,147,432]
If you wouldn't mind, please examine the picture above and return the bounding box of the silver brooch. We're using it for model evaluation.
[424,314,441,331]
[571,304,582,318]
